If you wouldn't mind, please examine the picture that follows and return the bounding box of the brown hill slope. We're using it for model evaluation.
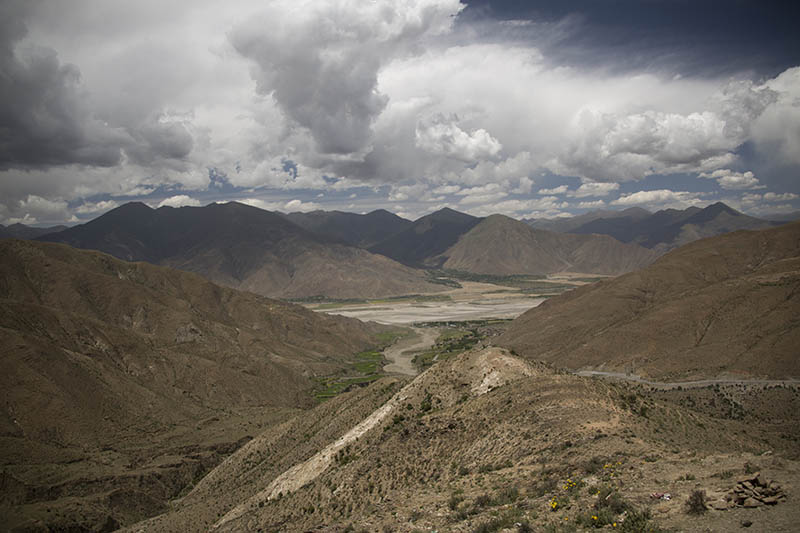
[438,214,658,275]
[40,202,440,299]
[0,239,386,531]
[127,346,800,533]
[497,222,800,379]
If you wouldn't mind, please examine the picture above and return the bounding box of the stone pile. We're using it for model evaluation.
[729,473,786,508]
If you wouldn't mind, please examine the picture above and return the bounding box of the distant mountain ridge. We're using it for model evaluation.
[527,202,776,252]
[282,209,412,248]
[0,222,68,239]
[368,207,482,268]
[498,221,800,379]
[39,202,441,299]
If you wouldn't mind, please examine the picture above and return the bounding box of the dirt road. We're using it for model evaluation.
[382,327,439,376]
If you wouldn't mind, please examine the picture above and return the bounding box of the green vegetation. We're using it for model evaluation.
[313,332,407,401]
[412,326,487,370]
[289,293,453,309]
[431,269,546,286]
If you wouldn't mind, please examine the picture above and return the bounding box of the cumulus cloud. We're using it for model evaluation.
[741,192,799,204]
[415,115,502,162]
[568,181,620,198]
[229,0,463,155]
[699,169,763,190]
[577,200,606,209]
[0,2,127,170]
[0,194,72,225]
[612,189,704,209]
[157,195,201,208]
[456,183,508,205]
[75,199,119,215]
[538,185,568,195]
[238,197,321,213]
[750,67,800,166]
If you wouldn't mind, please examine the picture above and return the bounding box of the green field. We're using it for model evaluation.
[313,330,409,401]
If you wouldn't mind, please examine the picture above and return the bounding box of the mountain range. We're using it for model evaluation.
[281,209,412,248]
[4,217,800,532]
[526,202,777,252]
[498,221,800,379]
[38,202,441,299]
[0,222,67,240]
[433,214,657,275]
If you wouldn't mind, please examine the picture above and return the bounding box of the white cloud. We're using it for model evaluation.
[568,181,620,198]
[538,185,568,195]
[612,189,704,209]
[0,194,72,225]
[75,199,118,214]
[749,67,800,166]
[238,197,321,212]
[577,200,606,209]
[513,176,534,194]
[230,0,463,155]
[456,184,508,205]
[157,195,201,208]
[699,169,763,190]
[415,115,502,163]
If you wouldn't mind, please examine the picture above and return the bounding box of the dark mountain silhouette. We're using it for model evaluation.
[524,207,651,233]
[563,202,773,252]
[368,207,483,268]
[0,222,68,239]
[39,202,440,299]
[282,209,412,248]
[498,221,800,379]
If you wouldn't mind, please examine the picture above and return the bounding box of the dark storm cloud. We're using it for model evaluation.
[461,0,800,77]
[0,1,127,170]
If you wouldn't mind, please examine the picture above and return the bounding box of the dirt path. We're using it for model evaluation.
[575,370,800,390]
[382,327,439,376]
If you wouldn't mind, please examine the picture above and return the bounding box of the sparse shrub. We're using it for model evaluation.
[473,493,495,508]
[595,485,629,515]
[744,461,759,474]
[496,485,519,504]
[619,507,668,533]
[458,465,470,476]
[448,493,464,511]
[685,489,707,515]
[577,507,616,528]
[583,456,609,474]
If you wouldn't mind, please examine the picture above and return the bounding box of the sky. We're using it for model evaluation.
[1,0,799,225]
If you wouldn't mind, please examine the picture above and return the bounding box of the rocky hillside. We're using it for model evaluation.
[438,214,658,276]
[126,346,800,533]
[0,239,388,531]
[39,202,441,299]
[498,222,800,379]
